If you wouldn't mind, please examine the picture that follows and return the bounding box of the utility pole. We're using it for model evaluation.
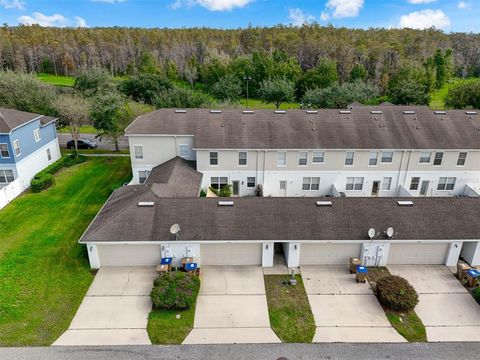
[243,76,251,109]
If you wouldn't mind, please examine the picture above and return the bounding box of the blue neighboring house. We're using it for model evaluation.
[0,107,61,209]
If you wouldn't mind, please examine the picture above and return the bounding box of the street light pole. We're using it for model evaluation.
[243,76,251,109]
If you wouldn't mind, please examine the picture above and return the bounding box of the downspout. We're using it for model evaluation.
[396,150,406,196]
[263,150,267,187]
[403,150,413,191]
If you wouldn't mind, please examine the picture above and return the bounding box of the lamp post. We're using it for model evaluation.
[243,76,251,109]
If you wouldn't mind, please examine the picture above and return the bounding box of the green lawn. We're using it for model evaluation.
[0,157,131,346]
[429,78,462,110]
[240,98,299,109]
[62,149,130,155]
[57,125,96,134]
[264,274,316,343]
[36,73,76,87]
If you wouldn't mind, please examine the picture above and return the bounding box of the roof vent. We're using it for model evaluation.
[466,111,477,115]
[339,110,351,114]
[403,110,416,115]
[371,110,383,115]
[274,110,286,114]
[210,110,222,114]
[434,111,447,115]
[218,200,234,206]
[242,110,254,114]
[397,200,414,207]
[306,110,318,114]
[316,201,332,206]
[138,201,155,207]
[174,109,187,113]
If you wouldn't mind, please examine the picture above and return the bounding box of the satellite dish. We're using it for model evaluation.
[368,228,375,239]
[386,227,394,238]
[170,224,181,235]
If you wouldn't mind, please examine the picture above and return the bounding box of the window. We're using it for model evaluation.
[238,151,247,166]
[247,177,256,188]
[438,177,456,191]
[457,152,467,166]
[209,151,218,166]
[369,151,378,166]
[179,144,189,157]
[279,180,287,190]
[33,128,41,142]
[410,177,420,191]
[346,177,364,191]
[381,151,393,163]
[0,169,14,183]
[312,151,324,164]
[211,177,228,190]
[382,177,392,191]
[345,151,354,166]
[0,144,9,158]
[134,145,143,160]
[46,148,52,161]
[277,151,287,167]
[13,140,21,157]
[298,152,308,166]
[419,152,431,164]
[302,177,320,191]
[138,170,150,184]
[433,152,443,166]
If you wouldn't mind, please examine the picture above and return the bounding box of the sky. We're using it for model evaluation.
[0,0,479,32]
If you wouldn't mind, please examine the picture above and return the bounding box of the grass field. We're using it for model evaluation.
[429,78,462,110]
[36,73,76,87]
[240,98,299,109]
[0,157,131,346]
[147,304,197,344]
[57,125,96,134]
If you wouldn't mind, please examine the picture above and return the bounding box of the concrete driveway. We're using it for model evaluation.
[183,266,281,344]
[302,265,406,343]
[54,267,156,346]
[388,265,480,342]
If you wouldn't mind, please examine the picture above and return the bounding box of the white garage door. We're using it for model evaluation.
[201,243,262,266]
[97,244,162,266]
[388,243,449,265]
[300,243,362,265]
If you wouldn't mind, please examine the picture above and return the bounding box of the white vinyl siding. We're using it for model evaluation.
[201,244,262,266]
[300,243,362,265]
[387,243,449,265]
[97,244,162,266]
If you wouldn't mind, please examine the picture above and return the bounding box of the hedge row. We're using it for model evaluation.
[30,155,86,193]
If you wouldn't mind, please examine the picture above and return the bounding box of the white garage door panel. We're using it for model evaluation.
[388,243,449,265]
[98,244,161,266]
[300,243,362,265]
[201,244,262,266]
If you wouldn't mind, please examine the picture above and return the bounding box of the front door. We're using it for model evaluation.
[420,181,430,196]
[371,181,380,196]
[279,180,287,197]
[232,181,239,196]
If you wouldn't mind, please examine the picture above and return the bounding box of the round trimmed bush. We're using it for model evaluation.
[376,275,418,312]
[150,271,200,310]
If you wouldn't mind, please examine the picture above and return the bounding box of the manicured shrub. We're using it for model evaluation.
[199,189,207,197]
[31,174,55,193]
[473,287,480,304]
[30,155,86,192]
[376,275,419,312]
[150,272,200,310]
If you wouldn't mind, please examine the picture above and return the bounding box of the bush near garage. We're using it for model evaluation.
[30,155,86,192]
[473,287,480,304]
[150,271,200,310]
[376,275,419,312]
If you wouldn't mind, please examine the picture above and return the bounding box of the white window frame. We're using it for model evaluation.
[179,144,189,158]
[298,151,308,166]
[345,151,354,166]
[209,151,218,166]
[0,169,15,183]
[419,152,431,164]
[277,151,287,167]
[33,128,41,142]
[211,176,228,190]
[138,170,150,184]
[279,180,287,190]
[433,152,443,166]
[457,152,467,166]
[302,177,320,191]
[246,177,256,188]
[238,151,247,166]
[13,140,21,157]
[437,177,456,191]
[381,177,392,191]
[312,151,324,164]
[369,151,378,166]
[410,177,420,191]
[381,151,393,164]
[0,143,10,158]
[46,148,52,161]
[346,177,364,191]
[134,145,143,160]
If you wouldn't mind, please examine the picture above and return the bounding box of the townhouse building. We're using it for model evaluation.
[125,106,480,198]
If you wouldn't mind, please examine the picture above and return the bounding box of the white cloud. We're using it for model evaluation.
[320,0,364,20]
[457,1,469,9]
[407,0,437,4]
[399,9,451,29]
[173,0,253,11]
[0,0,25,10]
[91,0,127,3]
[18,12,88,28]
[288,8,315,26]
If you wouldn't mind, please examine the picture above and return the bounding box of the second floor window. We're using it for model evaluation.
[369,151,378,166]
[438,177,456,191]
[238,151,247,166]
[0,169,15,183]
[457,152,467,166]
[302,177,320,191]
[312,151,324,164]
[298,152,308,166]
[134,145,143,160]
[209,151,218,166]
[345,151,354,166]
[419,152,431,163]
[13,140,21,157]
[433,152,443,166]
[33,128,41,142]
[410,177,420,191]
[381,151,393,163]
[277,151,287,167]
[0,144,9,158]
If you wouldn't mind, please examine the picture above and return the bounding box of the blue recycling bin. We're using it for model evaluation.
[185,262,198,272]
[356,265,368,283]
[160,257,173,265]
[466,269,480,287]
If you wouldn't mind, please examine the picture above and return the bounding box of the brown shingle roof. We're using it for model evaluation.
[0,107,54,133]
[79,196,480,243]
[125,106,480,150]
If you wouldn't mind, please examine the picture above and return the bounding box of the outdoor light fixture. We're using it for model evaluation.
[265,244,269,250]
